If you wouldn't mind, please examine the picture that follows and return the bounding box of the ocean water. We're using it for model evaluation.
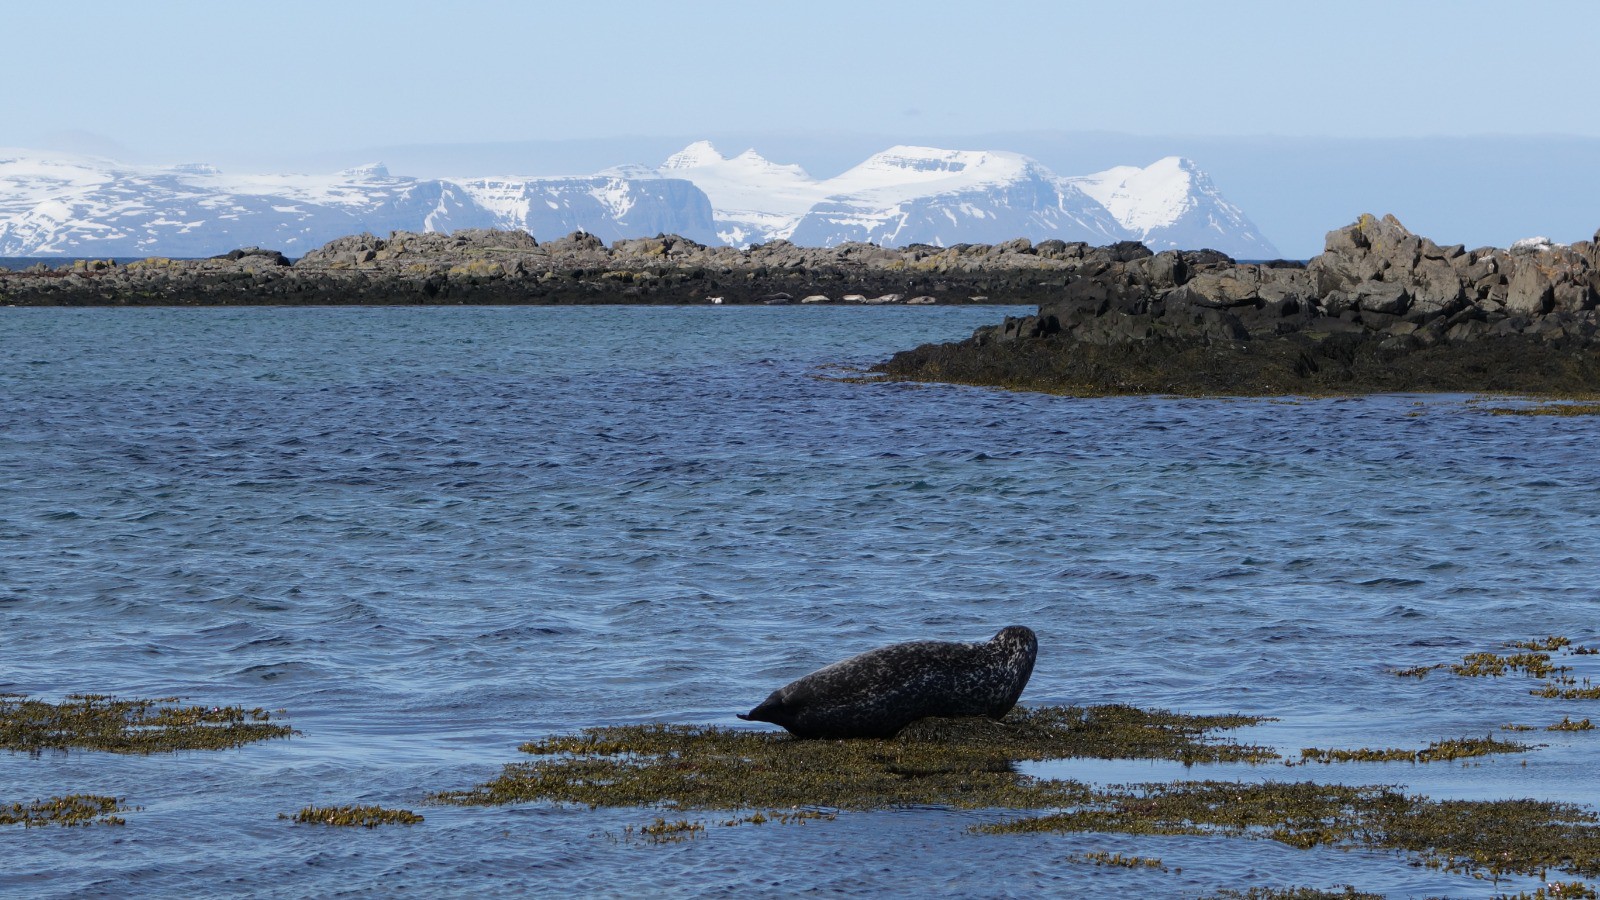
[2,305,1599,898]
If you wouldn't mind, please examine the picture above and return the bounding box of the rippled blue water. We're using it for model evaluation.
[3,306,1599,898]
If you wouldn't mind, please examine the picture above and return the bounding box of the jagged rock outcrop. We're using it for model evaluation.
[984,214,1600,349]
[879,214,1600,395]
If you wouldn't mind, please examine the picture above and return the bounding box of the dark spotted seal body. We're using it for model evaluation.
[736,626,1038,739]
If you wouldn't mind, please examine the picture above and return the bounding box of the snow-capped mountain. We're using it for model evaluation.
[0,143,1276,258]
[1067,157,1276,257]
[642,142,1275,257]
[647,141,822,247]
[787,146,1126,248]
[0,152,717,256]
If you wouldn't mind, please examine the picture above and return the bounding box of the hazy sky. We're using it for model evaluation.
[9,0,1597,164]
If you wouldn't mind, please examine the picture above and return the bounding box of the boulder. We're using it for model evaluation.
[213,247,292,266]
[1506,264,1555,315]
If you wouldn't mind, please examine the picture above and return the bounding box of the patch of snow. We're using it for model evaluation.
[1511,236,1563,253]
[1069,156,1197,233]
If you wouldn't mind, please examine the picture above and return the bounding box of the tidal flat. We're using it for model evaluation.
[3,306,1599,897]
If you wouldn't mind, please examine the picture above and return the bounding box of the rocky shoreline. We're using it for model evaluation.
[11,216,1600,396]
[878,215,1600,396]
[0,229,1121,307]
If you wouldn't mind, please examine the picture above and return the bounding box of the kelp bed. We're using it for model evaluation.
[982,781,1600,880]
[1394,637,1600,707]
[431,637,1600,885]
[0,694,292,754]
[437,705,1276,811]
[286,805,423,828]
[7,638,1599,890]
[1,795,133,828]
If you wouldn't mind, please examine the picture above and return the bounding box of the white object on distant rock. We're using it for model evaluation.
[1510,236,1564,253]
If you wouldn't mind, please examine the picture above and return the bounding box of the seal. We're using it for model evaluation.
[736,626,1038,739]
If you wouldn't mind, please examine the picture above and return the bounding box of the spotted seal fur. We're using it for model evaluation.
[736,626,1038,739]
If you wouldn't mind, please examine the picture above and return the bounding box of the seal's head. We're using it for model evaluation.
[990,625,1038,661]
[986,626,1038,716]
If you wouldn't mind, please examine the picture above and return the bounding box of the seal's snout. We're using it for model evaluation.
[735,713,752,721]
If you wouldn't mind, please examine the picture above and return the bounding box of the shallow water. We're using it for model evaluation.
[3,305,1599,897]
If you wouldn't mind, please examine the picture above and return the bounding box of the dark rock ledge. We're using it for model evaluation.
[877,215,1600,396]
[0,230,1121,307]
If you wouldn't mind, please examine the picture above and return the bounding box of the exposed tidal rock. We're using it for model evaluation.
[878,215,1600,395]
[0,228,1173,307]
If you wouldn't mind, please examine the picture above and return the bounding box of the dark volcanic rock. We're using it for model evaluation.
[0,227,1110,307]
[878,214,1600,396]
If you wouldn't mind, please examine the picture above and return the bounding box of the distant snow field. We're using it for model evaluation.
[0,143,1278,258]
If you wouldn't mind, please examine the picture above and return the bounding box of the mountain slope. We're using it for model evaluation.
[1068,157,1277,258]
[787,146,1126,247]
[653,140,822,245]
[0,152,716,256]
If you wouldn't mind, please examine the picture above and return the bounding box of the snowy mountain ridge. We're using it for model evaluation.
[651,141,1274,257]
[0,143,1277,258]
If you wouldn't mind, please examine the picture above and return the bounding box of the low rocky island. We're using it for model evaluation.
[879,215,1600,395]
[0,229,1102,307]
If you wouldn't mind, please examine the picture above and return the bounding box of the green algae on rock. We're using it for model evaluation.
[1,694,292,754]
[1295,735,1535,765]
[287,805,423,828]
[1,795,132,827]
[438,704,1277,812]
[981,780,1600,880]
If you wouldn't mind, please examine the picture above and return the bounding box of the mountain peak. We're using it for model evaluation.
[1146,155,1199,172]
[1068,157,1274,257]
[662,141,725,170]
[339,162,391,179]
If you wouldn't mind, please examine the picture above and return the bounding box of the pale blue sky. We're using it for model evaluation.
[9,0,1598,164]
